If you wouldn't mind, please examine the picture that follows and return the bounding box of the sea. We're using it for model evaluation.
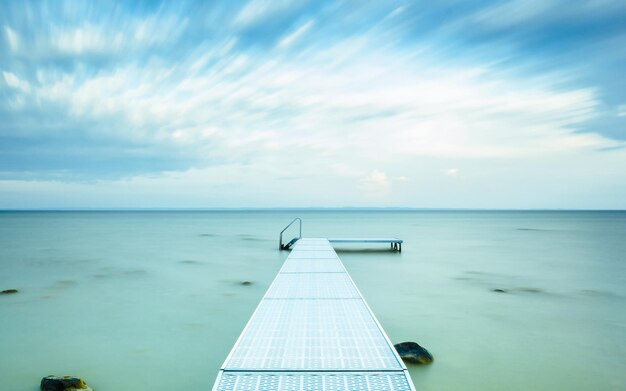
[1,210,625,391]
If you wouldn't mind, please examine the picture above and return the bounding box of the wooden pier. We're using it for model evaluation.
[212,238,414,391]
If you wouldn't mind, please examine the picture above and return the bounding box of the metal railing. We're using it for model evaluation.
[279,218,302,250]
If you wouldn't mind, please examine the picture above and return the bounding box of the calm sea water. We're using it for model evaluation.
[1,210,625,391]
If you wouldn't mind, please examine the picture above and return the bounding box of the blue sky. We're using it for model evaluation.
[1,0,625,209]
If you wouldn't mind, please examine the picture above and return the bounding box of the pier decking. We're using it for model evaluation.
[212,238,415,391]
[329,238,403,251]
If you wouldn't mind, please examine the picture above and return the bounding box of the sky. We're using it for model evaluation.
[1,0,625,209]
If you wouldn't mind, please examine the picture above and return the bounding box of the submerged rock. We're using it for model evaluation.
[41,376,93,391]
[394,342,434,364]
[518,287,542,293]
[1,289,18,294]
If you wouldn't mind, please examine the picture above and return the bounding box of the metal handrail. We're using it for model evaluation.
[279,218,302,250]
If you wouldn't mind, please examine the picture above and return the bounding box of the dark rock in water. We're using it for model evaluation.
[179,260,203,265]
[240,281,253,286]
[394,342,433,364]
[1,289,18,294]
[492,288,507,293]
[518,287,542,293]
[41,375,93,391]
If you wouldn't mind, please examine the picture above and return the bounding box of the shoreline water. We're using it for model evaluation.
[1,210,625,390]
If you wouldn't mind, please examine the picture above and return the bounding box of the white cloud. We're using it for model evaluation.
[7,31,621,167]
[2,3,625,208]
[234,0,298,27]
[2,144,626,209]
[2,71,30,92]
[365,170,389,185]
[1,2,625,208]
[47,16,187,56]
[468,0,626,32]
[361,170,391,197]
[278,20,314,49]
[446,168,460,177]
[471,0,558,29]
[387,6,405,19]
[4,26,19,51]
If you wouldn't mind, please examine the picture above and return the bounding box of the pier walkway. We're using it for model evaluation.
[212,238,415,391]
[328,238,402,251]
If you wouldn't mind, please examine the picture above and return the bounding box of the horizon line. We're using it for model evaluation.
[1,207,625,212]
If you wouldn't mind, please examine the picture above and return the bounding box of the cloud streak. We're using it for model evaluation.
[0,0,625,208]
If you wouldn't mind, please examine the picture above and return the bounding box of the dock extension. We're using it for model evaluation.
[329,237,403,252]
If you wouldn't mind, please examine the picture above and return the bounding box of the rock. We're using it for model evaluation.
[40,375,93,391]
[394,342,433,364]
[240,281,253,286]
[518,287,542,293]
[1,289,18,294]
[492,288,507,293]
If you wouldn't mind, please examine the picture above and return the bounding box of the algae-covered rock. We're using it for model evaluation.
[394,341,434,364]
[41,375,93,391]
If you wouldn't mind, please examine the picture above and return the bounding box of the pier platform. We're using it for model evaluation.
[212,238,414,391]
[329,238,402,251]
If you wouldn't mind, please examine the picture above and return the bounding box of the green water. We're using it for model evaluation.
[1,211,625,390]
